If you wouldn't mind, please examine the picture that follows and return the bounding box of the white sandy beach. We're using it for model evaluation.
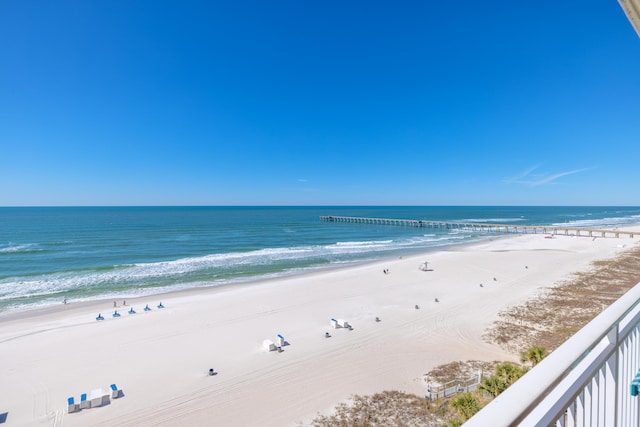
[1,230,639,426]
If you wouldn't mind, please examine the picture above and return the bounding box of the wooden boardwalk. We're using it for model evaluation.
[320,216,636,238]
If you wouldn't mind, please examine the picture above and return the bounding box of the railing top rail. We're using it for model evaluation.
[465,281,640,426]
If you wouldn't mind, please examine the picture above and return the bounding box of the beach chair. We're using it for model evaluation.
[337,319,349,329]
[157,302,165,309]
[113,310,120,317]
[80,393,90,409]
[276,334,285,347]
[96,313,104,321]
[110,383,121,399]
[330,318,338,329]
[128,307,136,314]
[90,388,106,407]
[67,397,79,413]
[263,339,276,352]
[144,304,151,311]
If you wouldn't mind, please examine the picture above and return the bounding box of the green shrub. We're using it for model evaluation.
[520,346,548,366]
[449,393,481,421]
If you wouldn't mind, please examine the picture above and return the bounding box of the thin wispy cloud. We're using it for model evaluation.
[528,167,594,187]
[505,165,595,187]
[504,164,541,184]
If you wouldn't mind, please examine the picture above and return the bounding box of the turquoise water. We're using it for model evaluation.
[1,206,639,314]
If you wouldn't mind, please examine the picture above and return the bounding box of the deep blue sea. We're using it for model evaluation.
[1,206,639,314]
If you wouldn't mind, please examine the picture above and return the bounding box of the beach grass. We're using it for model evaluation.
[486,244,640,353]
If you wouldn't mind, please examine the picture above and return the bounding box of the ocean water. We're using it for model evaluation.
[1,206,640,314]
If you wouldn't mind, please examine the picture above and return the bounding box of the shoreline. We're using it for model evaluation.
[1,228,639,426]
[0,233,502,323]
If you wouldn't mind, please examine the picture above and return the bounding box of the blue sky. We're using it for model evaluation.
[1,1,639,206]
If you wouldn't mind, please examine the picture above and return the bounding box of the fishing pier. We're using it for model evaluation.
[319,216,636,238]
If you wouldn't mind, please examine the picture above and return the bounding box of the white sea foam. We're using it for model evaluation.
[0,276,67,300]
[334,240,393,248]
[447,228,475,235]
[0,232,483,301]
[554,214,640,229]
[0,243,40,253]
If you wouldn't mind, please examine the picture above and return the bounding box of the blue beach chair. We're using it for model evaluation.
[110,383,121,398]
[144,304,151,311]
[96,313,104,321]
[80,393,90,409]
[157,302,165,309]
[113,310,121,317]
[128,307,136,314]
[67,396,78,413]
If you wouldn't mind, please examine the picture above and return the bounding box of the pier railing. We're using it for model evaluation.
[319,216,636,238]
[466,281,640,426]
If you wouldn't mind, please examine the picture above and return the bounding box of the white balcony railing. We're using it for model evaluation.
[466,282,640,426]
